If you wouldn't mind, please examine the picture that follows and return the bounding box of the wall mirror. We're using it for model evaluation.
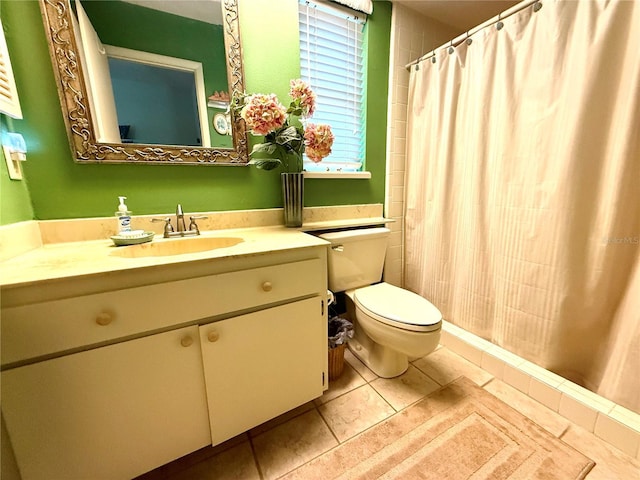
[40,0,248,165]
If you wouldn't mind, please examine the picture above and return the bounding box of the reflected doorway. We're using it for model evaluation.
[109,58,202,146]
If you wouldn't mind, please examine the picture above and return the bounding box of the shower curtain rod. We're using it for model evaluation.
[405,0,541,71]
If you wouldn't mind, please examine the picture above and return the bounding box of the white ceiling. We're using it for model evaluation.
[391,0,520,32]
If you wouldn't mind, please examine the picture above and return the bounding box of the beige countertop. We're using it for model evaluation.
[0,227,329,289]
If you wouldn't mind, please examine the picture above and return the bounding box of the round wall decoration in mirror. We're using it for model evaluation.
[40,0,248,165]
[213,113,230,135]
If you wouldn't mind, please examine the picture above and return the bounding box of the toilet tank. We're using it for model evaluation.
[319,227,390,292]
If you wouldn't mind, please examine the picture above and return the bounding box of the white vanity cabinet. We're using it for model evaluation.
[1,242,328,480]
[201,297,325,445]
[1,326,211,480]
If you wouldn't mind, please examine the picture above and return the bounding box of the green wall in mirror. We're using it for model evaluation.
[0,0,390,223]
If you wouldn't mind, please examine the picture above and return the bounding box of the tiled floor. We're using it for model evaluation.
[139,346,640,480]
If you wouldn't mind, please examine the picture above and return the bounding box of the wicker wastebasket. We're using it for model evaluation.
[328,342,347,381]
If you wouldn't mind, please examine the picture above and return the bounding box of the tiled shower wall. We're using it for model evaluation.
[383,4,459,286]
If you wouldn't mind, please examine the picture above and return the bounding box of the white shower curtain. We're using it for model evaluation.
[404,0,640,412]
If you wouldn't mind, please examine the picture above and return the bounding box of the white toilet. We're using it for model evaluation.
[319,227,442,378]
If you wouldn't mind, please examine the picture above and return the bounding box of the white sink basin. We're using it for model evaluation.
[110,236,243,258]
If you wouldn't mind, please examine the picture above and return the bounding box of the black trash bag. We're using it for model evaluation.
[328,316,354,349]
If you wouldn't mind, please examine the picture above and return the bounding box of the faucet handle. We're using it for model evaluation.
[189,215,208,235]
[151,217,174,237]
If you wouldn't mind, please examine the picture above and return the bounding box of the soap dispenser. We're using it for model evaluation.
[115,196,132,233]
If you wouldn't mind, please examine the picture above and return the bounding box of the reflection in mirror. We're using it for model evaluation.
[105,46,211,147]
[40,0,248,164]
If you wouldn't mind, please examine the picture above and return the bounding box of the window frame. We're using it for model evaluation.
[298,0,369,177]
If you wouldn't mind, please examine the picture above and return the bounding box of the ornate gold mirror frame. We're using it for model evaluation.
[39,0,248,165]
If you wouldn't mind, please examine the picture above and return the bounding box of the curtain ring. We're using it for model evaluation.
[465,30,472,46]
[533,2,543,12]
[448,39,455,54]
[496,12,504,30]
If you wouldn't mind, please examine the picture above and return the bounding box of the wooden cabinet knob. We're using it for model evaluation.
[262,281,273,292]
[207,331,220,343]
[180,336,193,347]
[95,312,113,326]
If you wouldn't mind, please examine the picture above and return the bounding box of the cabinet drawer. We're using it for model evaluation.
[2,258,323,365]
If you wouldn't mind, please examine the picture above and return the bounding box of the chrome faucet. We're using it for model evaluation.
[151,204,208,238]
[176,204,187,233]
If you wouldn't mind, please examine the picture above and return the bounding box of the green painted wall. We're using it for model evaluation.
[1,5,35,225]
[0,119,35,224]
[1,0,390,222]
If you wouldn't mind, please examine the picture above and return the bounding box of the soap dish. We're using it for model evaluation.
[111,231,155,246]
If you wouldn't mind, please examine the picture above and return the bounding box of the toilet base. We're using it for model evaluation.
[343,289,441,379]
[348,337,409,378]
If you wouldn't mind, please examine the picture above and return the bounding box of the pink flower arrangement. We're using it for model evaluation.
[240,94,287,136]
[304,124,334,163]
[232,79,334,172]
[289,79,316,118]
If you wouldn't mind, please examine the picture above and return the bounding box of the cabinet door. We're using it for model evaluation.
[1,326,210,480]
[200,297,325,445]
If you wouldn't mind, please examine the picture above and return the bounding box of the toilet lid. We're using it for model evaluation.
[354,283,442,332]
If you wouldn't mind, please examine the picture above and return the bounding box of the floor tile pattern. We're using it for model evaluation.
[138,346,640,480]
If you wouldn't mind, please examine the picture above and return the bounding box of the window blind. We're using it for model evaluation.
[0,20,23,119]
[299,0,365,172]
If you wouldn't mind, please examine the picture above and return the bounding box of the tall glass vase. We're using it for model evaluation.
[281,172,304,228]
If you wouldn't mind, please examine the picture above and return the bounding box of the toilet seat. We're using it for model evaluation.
[353,283,442,333]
